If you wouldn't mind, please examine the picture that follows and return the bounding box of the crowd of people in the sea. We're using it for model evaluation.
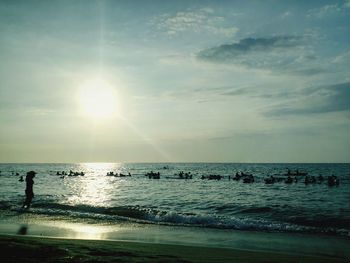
[106,171,132,177]
[262,170,340,186]
[201,174,223,180]
[228,172,255,183]
[145,171,160,179]
[2,168,342,187]
[52,170,85,178]
[183,169,339,187]
[0,167,343,212]
[177,171,192,179]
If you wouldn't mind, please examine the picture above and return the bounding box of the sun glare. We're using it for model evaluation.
[78,79,119,119]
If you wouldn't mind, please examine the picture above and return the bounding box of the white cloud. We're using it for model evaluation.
[332,50,350,64]
[152,7,238,37]
[307,2,350,18]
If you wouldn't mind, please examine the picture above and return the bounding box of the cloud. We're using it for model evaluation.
[220,86,294,99]
[220,87,252,97]
[307,1,350,18]
[332,50,350,64]
[152,7,238,37]
[307,4,342,18]
[197,36,301,60]
[196,35,321,72]
[265,82,350,116]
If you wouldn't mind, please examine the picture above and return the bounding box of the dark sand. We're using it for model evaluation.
[1,234,349,263]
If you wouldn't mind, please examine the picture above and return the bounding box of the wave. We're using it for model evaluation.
[1,201,348,236]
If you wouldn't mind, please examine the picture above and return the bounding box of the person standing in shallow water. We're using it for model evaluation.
[22,171,36,209]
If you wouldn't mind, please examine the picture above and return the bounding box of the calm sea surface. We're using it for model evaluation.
[1,163,349,236]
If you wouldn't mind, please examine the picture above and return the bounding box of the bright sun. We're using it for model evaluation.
[78,79,119,119]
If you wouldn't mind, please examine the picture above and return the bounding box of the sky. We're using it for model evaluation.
[0,0,350,163]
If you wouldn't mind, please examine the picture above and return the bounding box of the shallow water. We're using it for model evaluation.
[0,163,349,236]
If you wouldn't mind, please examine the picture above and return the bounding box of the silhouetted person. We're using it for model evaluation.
[22,171,36,209]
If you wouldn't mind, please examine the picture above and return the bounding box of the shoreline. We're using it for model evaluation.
[1,215,350,262]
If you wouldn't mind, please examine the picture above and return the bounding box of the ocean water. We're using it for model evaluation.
[0,163,349,236]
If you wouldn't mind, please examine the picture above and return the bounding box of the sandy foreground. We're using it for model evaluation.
[1,234,349,263]
[0,214,350,263]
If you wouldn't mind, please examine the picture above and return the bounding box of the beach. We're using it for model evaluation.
[2,234,350,263]
[1,215,350,263]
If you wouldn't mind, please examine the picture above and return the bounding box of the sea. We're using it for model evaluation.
[0,163,349,237]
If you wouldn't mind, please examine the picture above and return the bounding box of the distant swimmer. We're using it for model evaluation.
[19,176,24,182]
[22,171,36,209]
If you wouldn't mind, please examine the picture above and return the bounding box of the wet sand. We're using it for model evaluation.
[1,234,349,263]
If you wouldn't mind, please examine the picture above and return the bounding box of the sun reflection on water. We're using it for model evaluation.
[45,221,114,240]
[70,224,111,240]
[79,162,122,173]
[65,163,123,207]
